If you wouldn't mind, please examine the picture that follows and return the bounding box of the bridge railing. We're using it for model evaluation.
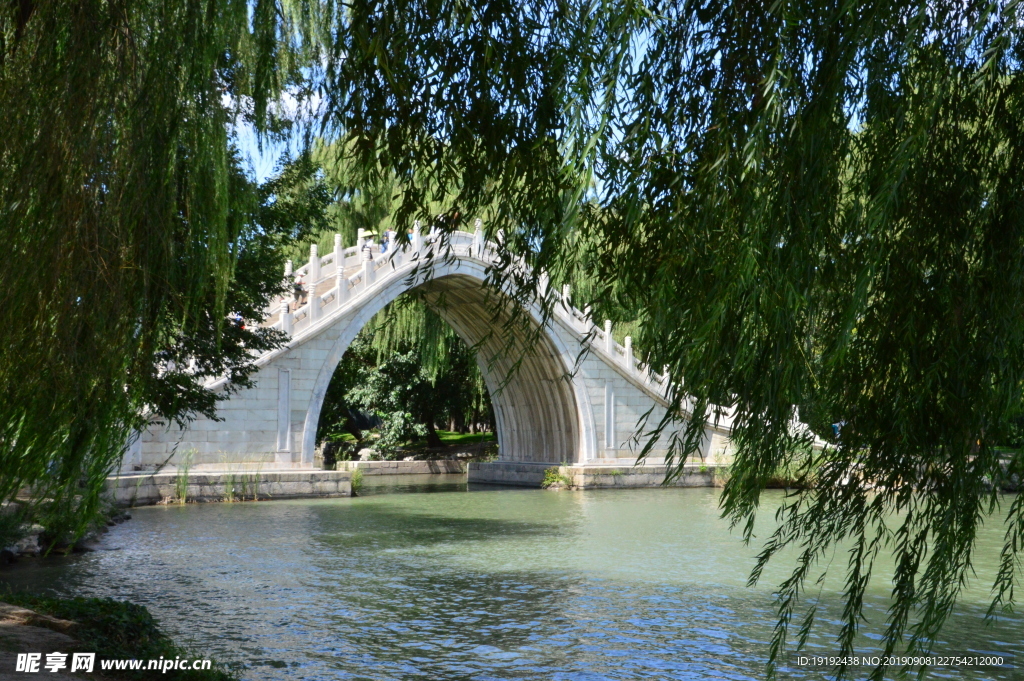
[261,222,676,402]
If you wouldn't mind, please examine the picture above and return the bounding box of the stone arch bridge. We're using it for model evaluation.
[133,226,736,486]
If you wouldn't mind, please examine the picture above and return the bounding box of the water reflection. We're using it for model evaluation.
[1,483,1020,680]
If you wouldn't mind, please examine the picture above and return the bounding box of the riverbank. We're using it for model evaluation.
[0,595,235,680]
[468,460,730,488]
[104,459,728,506]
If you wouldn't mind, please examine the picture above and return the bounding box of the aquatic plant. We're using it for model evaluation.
[173,450,194,505]
[222,474,236,503]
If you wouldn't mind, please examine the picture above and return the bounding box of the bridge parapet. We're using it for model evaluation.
[255,224,686,417]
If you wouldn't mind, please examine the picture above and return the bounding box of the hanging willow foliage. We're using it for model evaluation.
[290,1,1024,677]
[0,0,306,535]
[6,0,1024,677]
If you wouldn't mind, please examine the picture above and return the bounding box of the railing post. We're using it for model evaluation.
[363,244,374,286]
[334,234,342,275]
[624,336,633,370]
[604,320,613,354]
[309,244,320,283]
[280,300,292,336]
[562,284,571,308]
[309,286,320,323]
[282,260,293,310]
[336,264,348,305]
[473,218,483,258]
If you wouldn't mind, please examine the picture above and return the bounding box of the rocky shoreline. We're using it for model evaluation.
[0,506,131,566]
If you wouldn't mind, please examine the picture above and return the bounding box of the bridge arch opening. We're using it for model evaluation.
[301,266,583,466]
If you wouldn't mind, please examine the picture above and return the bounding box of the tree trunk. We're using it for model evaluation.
[344,417,363,442]
[424,420,443,448]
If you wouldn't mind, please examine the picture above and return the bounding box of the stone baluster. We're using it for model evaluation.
[604,320,613,354]
[334,234,342,275]
[336,257,348,305]
[284,260,293,278]
[624,336,633,370]
[280,300,292,335]
[309,244,320,283]
[473,219,483,258]
[562,284,571,308]
[363,240,374,286]
[308,283,320,323]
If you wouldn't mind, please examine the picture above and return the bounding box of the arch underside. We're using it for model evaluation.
[405,275,580,464]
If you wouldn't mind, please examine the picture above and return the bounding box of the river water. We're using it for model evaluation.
[1,476,1021,680]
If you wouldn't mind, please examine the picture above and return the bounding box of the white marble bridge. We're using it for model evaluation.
[130,225,737,485]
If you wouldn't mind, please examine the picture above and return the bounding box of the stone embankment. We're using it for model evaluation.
[340,460,466,475]
[1,506,132,564]
[468,461,729,489]
[105,470,352,506]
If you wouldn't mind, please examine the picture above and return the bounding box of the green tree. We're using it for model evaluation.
[0,0,310,536]
[298,5,1024,677]
[9,1,1024,677]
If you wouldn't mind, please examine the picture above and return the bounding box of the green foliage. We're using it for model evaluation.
[8,1,1024,678]
[541,467,573,489]
[434,431,496,446]
[0,592,236,680]
[174,450,195,505]
[294,4,1024,674]
[344,348,433,454]
[0,0,321,543]
[316,295,495,453]
[350,468,364,495]
[0,504,29,550]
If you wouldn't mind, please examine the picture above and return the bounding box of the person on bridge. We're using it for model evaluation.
[293,274,307,309]
[358,229,377,260]
[380,229,398,255]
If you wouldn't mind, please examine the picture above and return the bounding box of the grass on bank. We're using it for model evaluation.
[1,592,237,680]
[434,430,496,446]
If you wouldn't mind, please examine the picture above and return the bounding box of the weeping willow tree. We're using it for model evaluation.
[0,0,316,537]
[295,2,1024,677]
[7,0,1024,677]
